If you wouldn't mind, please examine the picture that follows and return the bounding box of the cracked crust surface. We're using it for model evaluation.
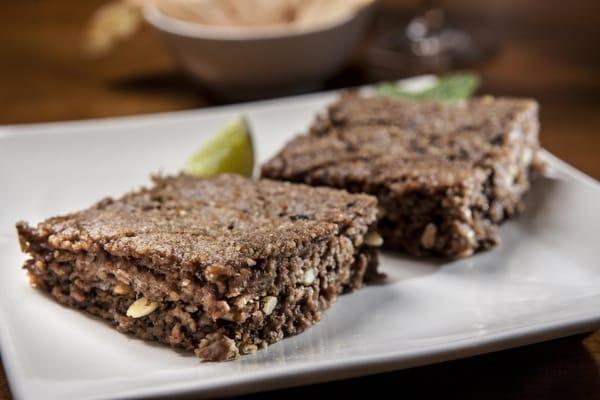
[262,95,542,257]
[18,174,378,271]
[16,174,380,361]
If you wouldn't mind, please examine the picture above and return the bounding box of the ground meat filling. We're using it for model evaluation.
[16,174,381,361]
[262,95,542,258]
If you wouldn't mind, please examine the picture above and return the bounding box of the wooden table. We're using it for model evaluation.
[1,1,599,398]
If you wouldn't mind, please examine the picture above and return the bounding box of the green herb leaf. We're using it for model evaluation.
[376,73,480,102]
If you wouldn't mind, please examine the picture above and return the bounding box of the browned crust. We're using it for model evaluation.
[16,174,380,360]
[262,95,542,257]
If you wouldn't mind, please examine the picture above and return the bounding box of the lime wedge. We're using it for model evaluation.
[183,115,255,178]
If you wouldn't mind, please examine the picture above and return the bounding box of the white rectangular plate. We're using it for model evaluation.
[1,87,600,400]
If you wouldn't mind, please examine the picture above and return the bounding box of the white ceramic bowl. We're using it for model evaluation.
[143,3,375,99]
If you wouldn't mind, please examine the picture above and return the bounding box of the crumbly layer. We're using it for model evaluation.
[25,236,378,360]
[262,95,542,257]
[17,174,380,360]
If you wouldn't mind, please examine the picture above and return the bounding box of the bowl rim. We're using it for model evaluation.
[142,2,374,41]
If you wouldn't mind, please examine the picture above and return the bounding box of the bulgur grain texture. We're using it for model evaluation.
[16,174,380,361]
[262,95,542,257]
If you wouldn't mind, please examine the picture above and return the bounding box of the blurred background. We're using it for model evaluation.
[2,0,598,167]
[0,0,598,187]
[2,1,599,180]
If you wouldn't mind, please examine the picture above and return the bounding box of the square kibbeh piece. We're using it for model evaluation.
[262,95,542,258]
[16,174,380,361]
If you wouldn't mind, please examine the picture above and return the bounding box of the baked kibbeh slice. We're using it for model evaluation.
[16,174,380,361]
[262,95,541,258]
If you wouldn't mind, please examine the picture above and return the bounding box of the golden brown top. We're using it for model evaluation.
[262,95,539,192]
[16,174,377,273]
